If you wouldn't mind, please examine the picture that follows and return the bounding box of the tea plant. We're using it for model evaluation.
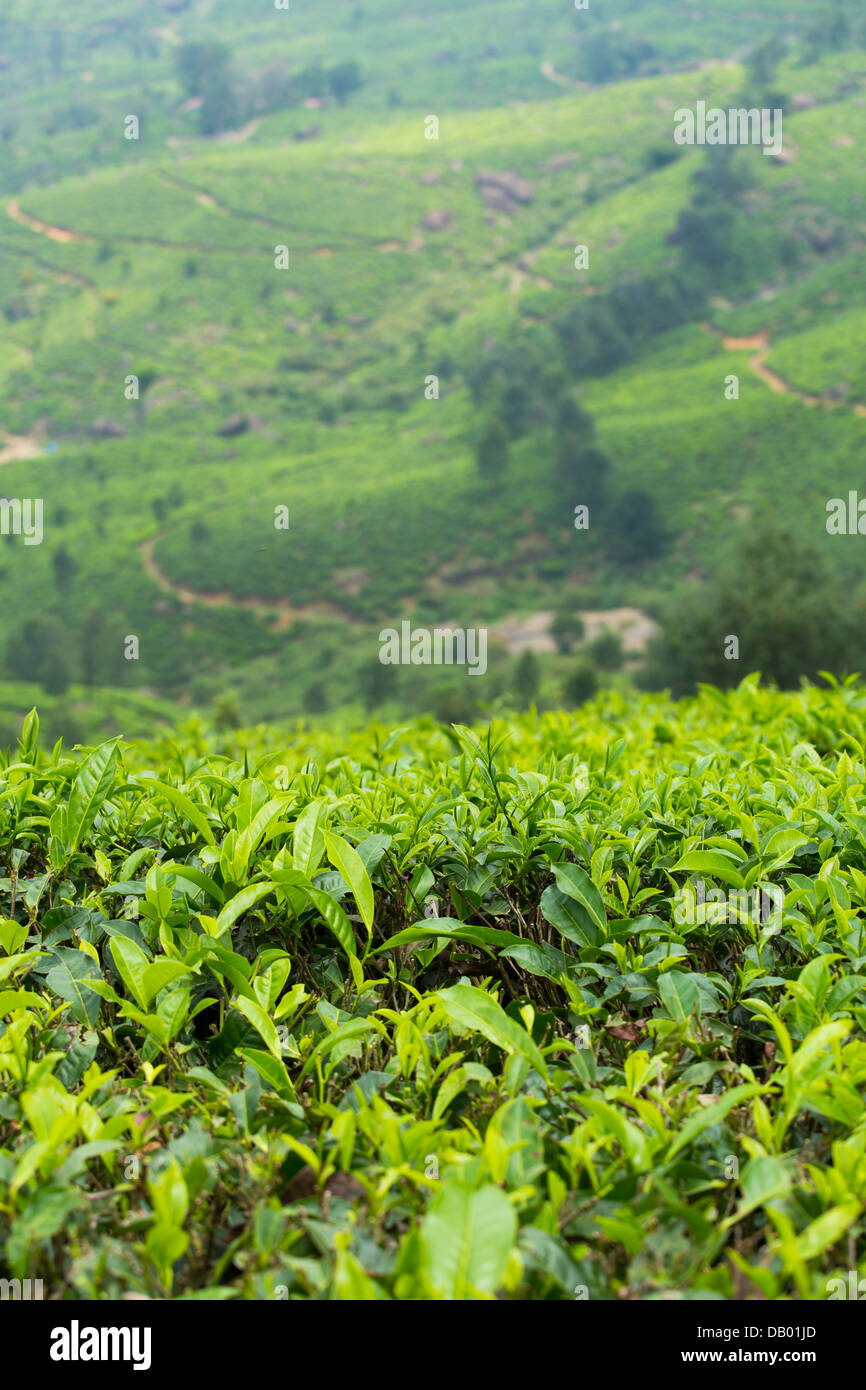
[1,677,865,1299]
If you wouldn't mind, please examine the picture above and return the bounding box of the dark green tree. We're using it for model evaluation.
[642,520,866,696]
[745,33,787,88]
[358,656,396,711]
[303,680,329,714]
[514,650,540,708]
[52,546,77,588]
[556,395,595,445]
[590,630,624,670]
[556,442,611,513]
[608,488,667,566]
[329,62,362,104]
[551,607,585,655]
[176,42,230,96]
[213,693,242,731]
[476,418,509,479]
[564,659,599,707]
[7,617,74,693]
[176,42,239,134]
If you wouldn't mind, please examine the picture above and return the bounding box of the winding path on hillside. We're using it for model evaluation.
[140,536,346,629]
[7,198,92,243]
[540,61,573,88]
[6,195,268,256]
[7,189,422,260]
[703,322,866,418]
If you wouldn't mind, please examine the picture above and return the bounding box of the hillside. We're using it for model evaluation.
[1,4,866,729]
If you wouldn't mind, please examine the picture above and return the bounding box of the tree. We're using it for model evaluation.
[52,546,77,589]
[358,656,396,711]
[642,519,866,696]
[551,608,585,655]
[671,204,737,273]
[80,606,117,686]
[294,65,327,100]
[42,651,71,697]
[476,419,509,479]
[692,146,754,205]
[555,394,595,445]
[258,61,294,114]
[134,366,158,423]
[556,441,610,513]
[303,680,329,714]
[7,617,73,693]
[199,69,240,136]
[329,62,362,105]
[176,42,230,97]
[514,650,540,708]
[432,682,477,725]
[608,488,667,566]
[176,42,240,134]
[801,6,851,62]
[213,694,241,731]
[745,33,787,88]
[590,630,624,670]
[467,329,564,439]
[564,659,598,707]
[577,31,656,84]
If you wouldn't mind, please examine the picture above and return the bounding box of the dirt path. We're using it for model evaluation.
[0,434,43,465]
[6,195,265,257]
[7,198,93,244]
[540,61,589,90]
[9,188,391,263]
[491,607,658,656]
[156,170,284,230]
[704,323,866,418]
[210,117,263,146]
[140,536,347,630]
[541,61,572,88]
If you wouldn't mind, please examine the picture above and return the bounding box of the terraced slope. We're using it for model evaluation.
[1,6,865,725]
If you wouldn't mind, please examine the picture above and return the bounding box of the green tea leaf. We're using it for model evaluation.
[436,983,548,1082]
[420,1182,516,1299]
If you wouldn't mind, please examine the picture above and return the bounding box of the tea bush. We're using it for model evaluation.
[1,675,865,1299]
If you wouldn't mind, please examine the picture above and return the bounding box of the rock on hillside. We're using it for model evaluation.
[474,170,535,213]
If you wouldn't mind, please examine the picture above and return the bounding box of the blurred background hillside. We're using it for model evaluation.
[1,0,865,744]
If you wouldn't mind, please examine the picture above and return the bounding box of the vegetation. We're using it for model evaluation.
[0,5,864,727]
[2,3,866,1309]
[2,680,866,1299]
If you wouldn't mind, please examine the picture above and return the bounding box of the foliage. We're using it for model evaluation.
[551,609,586,656]
[589,631,624,671]
[0,33,865,724]
[644,521,866,696]
[563,659,600,707]
[476,419,509,480]
[1,681,865,1299]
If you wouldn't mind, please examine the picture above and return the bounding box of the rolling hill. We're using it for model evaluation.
[0,1,865,733]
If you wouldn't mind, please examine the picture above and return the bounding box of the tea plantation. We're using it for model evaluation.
[2,5,866,723]
[1,676,865,1300]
